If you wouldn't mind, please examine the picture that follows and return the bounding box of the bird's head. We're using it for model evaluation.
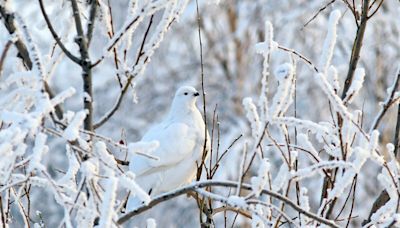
[172,86,200,109]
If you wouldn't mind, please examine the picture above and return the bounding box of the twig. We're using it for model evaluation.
[278,45,319,73]
[93,15,154,129]
[38,0,80,64]
[370,70,400,132]
[368,0,385,19]
[210,134,242,176]
[303,0,336,28]
[345,175,357,228]
[195,0,209,182]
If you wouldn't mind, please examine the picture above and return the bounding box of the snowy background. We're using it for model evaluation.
[1,0,400,227]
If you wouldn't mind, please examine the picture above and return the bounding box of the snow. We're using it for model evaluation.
[243,97,261,138]
[227,195,247,207]
[98,175,117,228]
[50,87,76,107]
[119,171,151,206]
[344,68,365,103]
[269,63,295,118]
[274,63,293,82]
[28,133,49,172]
[62,111,87,141]
[319,10,341,74]
[250,158,270,197]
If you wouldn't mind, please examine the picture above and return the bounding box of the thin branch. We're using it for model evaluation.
[38,0,80,64]
[210,134,242,176]
[368,0,385,19]
[370,70,400,132]
[117,180,340,228]
[303,0,337,28]
[278,45,319,73]
[93,15,154,129]
[345,175,357,228]
[195,0,209,182]
[341,0,370,99]
[0,4,64,119]
[364,72,400,225]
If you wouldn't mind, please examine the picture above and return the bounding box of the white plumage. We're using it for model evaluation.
[126,86,210,211]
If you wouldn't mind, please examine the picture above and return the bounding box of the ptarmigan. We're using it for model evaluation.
[126,86,210,211]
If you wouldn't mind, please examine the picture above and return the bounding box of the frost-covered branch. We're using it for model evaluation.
[117,180,340,227]
[0,3,63,119]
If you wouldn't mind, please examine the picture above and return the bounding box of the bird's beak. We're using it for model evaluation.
[194,92,200,97]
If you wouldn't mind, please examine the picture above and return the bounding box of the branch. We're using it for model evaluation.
[0,4,64,119]
[117,180,340,228]
[70,0,94,132]
[341,0,369,99]
[93,15,154,129]
[38,0,80,64]
[278,45,319,73]
[370,70,400,132]
[86,0,98,46]
[303,0,337,28]
[195,0,209,182]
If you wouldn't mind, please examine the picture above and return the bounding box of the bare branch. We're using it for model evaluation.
[93,15,154,129]
[70,0,94,132]
[303,0,337,28]
[195,0,209,182]
[370,70,400,132]
[38,0,80,64]
[341,0,370,99]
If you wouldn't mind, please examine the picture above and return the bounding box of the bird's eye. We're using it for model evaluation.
[184,92,188,95]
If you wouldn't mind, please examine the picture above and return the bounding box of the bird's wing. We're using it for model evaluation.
[129,122,197,176]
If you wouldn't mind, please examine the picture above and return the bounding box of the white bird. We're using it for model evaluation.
[126,86,210,211]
